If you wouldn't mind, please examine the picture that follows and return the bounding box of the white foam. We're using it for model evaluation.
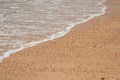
[0,0,107,62]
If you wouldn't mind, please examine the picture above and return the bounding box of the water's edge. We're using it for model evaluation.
[0,0,107,62]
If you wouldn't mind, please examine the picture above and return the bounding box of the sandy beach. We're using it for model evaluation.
[0,0,120,80]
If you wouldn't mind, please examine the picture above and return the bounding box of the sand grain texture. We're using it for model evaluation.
[0,0,120,80]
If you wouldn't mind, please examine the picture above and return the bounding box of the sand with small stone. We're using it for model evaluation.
[0,0,120,80]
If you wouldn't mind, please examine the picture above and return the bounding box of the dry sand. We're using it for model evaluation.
[0,0,120,80]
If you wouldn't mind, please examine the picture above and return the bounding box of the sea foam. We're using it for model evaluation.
[0,0,106,62]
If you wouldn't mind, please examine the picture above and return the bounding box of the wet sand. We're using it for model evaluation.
[0,0,120,80]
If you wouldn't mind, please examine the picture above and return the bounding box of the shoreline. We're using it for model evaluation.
[0,0,107,62]
[0,0,120,80]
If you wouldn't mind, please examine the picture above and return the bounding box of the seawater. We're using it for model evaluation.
[0,0,106,62]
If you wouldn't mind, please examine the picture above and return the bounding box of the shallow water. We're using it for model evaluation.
[0,0,106,62]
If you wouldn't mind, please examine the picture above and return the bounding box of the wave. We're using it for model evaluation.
[0,0,107,62]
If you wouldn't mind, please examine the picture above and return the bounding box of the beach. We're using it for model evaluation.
[0,0,120,80]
